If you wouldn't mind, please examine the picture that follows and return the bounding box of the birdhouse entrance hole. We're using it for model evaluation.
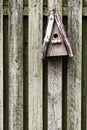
[52,32,62,44]
[53,33,58,38]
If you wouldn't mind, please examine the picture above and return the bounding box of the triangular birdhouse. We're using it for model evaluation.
[42,9,73,59]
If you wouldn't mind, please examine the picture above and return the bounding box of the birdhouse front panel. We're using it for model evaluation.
[46,21,68,57]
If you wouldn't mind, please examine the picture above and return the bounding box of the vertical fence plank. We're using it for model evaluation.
[28,0,43,129]
[67,0,82,130]
[0,0,3,130]
[8,0,23,129]
[48,0,62,129]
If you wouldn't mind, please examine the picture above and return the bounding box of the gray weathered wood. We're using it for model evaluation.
[2,6,87,16]
[44,11,54,43]
[0,0,3,130]
[28,0,43,129]
[67,0,82,129]
[8,0,23,129]
[48,0,62,129]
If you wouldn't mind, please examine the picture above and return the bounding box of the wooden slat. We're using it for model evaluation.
[0,0,3,130]
[28,0,43,129]
[67,0,82,129]
[8,0,23,129]
[48,0,62,129]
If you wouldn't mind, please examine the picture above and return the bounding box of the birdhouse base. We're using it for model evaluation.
[46,42,68,57]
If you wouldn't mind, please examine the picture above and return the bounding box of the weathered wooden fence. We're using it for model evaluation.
[0,0,87,130]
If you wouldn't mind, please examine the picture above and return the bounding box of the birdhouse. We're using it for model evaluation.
[42,9,73,59]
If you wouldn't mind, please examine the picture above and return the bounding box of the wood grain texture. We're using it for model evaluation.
[8,0,23,129]
[0,0,3,130]
[48,0,62,129]
[48,58,62,130]
[28,0,43,129]
[67,0,82,130]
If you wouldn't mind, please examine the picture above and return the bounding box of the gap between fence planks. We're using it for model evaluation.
[8,0,23,129]
[28,0,43,129]
[48,0,62,129]
[0,0,3,130]
[67,0,82,130]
